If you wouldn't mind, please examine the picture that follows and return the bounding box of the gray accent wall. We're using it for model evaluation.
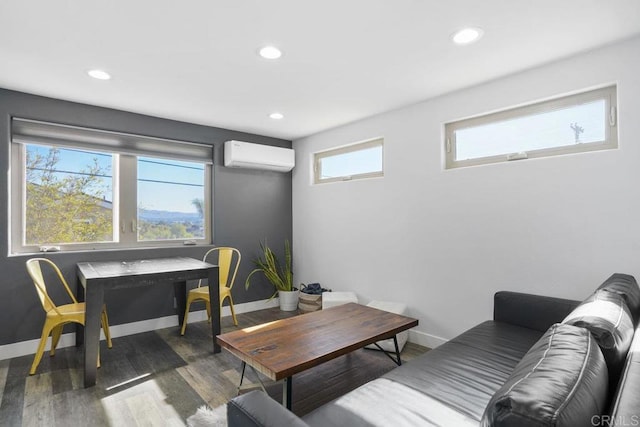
[0,88,292,346]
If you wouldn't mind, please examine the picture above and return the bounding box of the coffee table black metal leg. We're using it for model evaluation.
[283,377,292,409]
[394,336,402,366]
[372,335,403,366]
[237,362,246,395]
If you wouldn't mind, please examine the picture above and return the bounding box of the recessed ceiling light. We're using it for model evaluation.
[87,69,111,80]
[452,28,483,45]
[259,46,282,59]
[269,112,284,120]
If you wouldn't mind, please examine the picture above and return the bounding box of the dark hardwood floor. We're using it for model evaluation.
[0,307,428,426]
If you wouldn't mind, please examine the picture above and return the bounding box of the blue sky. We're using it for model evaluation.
[138,156,204,213]
[456,100,605,160]
[321,146,383,179]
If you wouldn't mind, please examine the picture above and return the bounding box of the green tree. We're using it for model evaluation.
[138,220,193,241]
[25,147,113,245]
[192,198,204,218]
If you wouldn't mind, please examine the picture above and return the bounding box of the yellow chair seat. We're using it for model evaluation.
[190,286,211,297]
[189,286,232,299]
[184,285,234,322]
[46,303,85,317]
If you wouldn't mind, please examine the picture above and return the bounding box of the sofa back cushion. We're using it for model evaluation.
[493,291,579,333]
[597,273,640,323]
[563,290,634,387]
[481,323,608,427]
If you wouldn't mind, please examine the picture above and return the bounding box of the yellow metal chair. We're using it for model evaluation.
[26,258,113,375]
[181,247,241,335]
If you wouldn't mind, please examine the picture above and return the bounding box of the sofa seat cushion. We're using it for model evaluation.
[303,378,478,427]
[481,323,608,427]
[382,321,543,421]
[305,321,528,425]
[303,320,541,426]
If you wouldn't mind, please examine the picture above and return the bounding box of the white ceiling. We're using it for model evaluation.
[1,1,639,141]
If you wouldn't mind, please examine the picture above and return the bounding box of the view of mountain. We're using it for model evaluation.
[138,209,201,223]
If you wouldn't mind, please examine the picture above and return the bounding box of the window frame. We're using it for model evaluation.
[444,85,618,169]
[313,137,384,184]
[10,120,213,254]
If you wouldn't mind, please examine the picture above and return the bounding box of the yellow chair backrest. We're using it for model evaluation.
[26,258,77,315]
[201,247,241,289]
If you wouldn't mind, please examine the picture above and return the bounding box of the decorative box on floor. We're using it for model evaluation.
[299,283,329,312]
[321,291,358,309]
[365,300,410,352]
[299,293,322,312]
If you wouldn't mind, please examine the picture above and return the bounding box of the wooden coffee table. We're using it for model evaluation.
[216,302,418,409]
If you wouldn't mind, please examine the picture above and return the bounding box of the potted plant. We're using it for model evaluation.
[245,240,299,311]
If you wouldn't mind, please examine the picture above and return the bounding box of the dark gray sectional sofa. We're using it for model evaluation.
[227,274,640,427]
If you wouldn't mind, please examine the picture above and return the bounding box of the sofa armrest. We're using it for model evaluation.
[227,391,310,427]
[494,291,580,332]
[608,329,640,426]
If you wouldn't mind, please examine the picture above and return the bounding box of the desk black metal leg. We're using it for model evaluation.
[207,267,221,353]
[75,283,85,347]
[84,284,103,388]
[283,377,292,409]
[174,281,187,329]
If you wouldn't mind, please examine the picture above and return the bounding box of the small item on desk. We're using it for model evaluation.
[39,245,61,252]
[183,240,197,246]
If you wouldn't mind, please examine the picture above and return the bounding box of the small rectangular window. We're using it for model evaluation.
[313,138,384,184]
[444,86,617,169]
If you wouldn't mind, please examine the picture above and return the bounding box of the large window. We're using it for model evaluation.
[444,86,617,169]
[313,137,384,184]
[10,118,212,254]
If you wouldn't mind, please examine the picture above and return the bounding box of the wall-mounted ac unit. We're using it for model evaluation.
[224,140,295,172]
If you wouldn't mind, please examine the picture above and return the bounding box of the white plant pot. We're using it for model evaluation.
[278,289,300,311]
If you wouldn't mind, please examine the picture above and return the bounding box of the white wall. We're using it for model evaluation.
[292,36,640,347]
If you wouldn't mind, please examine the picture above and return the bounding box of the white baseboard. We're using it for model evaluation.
[1,299,446,360]
[0,298,279,361]
[408,329,448,349]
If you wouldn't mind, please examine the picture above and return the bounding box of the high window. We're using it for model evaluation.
[10,118,212,254]
[313,137,384,184]
[444,86,618,169]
